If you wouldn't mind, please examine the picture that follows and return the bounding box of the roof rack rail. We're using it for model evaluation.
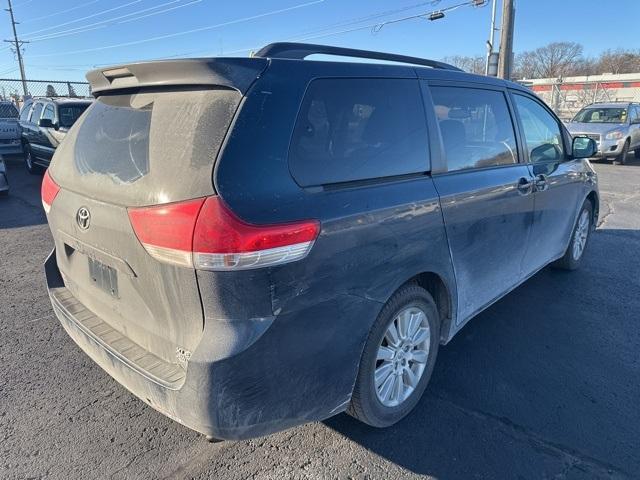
[254,42,463,72]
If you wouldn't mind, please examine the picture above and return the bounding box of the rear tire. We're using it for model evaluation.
[553,200,593,271]
[348,284,440,428]
[24,145,42,175]
[613,140,630,165]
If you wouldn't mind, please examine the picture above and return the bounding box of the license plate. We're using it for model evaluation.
[88,257,118,298]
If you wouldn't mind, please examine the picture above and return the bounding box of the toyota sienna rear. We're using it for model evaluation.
[43,43,599,441]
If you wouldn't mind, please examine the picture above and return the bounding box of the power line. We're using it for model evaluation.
[119,0,200,24]
[26,0,202,42]
[372,0,487,33]
[22,0,143,36]
[281,1,441,39]
[0,66,18,75]
[21,1,100,25]
[28,0,325,58]
[217,0,486,58]
[137,1,442,60]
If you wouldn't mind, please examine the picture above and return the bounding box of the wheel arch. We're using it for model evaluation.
[400,271,455,344]
[586,190,599,227]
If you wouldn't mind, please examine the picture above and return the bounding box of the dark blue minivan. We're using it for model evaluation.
[42,43,599,441]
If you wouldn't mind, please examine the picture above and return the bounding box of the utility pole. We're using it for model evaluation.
[485,0,498,76]
[497,0,515,79]
[4,0,28,96]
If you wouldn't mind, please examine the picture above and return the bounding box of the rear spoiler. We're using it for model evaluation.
[86,57,268,96]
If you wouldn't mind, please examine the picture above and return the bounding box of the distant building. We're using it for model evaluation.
[521,73,640,120]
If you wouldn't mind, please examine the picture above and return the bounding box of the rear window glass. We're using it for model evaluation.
[0,103,18,118]
[289,78,429,186]
[59,104,90,128]
[75,96,151,183]
[50,88,241,206]
[431,86,517,172]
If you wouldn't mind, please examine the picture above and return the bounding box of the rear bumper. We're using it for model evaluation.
[45,249,372,439]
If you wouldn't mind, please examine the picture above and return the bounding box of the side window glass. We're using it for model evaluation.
[42,104,55,122]
[513,94,564,163]
[19,102,32,121]
[30,103,43,123]
[430,86,517,172]
[289,78,429,186]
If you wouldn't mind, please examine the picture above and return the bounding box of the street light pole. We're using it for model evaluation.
[485,0,498,75]
[4,0,27,96]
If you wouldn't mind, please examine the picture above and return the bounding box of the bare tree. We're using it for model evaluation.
[596,49,640,74]
[449,43,640,80]
[513,51,538,79]
[442,55,485,74]
[526,42,584,78]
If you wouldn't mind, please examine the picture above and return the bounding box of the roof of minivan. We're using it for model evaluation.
[87,57,529,94]
[86,42,531,97]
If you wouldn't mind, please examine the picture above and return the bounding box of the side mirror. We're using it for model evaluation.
[572,136,597,159]
[39,118,54,129]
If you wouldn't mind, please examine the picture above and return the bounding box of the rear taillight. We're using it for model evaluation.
[127,198,205,268]
[128,196,320,270]
[41,170,60,214]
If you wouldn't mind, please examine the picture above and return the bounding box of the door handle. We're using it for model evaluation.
[534,174,548,192]
[517,177,533,195]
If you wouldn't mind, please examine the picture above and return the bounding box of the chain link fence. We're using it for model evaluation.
[0,78,91,110]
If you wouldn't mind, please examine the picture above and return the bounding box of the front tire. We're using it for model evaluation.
[348,284,440,428]
[24,145,42,175]
[613,140,630,165]
[553,200,593,270]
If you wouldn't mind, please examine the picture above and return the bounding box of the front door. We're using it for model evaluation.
[629,106,640,150]
[428,85,535,324]
[510,92,583,273]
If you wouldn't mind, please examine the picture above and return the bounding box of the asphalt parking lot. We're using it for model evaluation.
[1,156,639,480]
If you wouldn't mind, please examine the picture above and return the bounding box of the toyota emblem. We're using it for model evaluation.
[76,207,91,230]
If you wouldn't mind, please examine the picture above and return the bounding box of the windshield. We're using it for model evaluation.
[0,103,18,118]
[572,107,627,124]
[58,104,90,128]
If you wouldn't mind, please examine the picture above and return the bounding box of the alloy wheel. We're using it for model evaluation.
[572,209,590,261]
[374,306,431,407]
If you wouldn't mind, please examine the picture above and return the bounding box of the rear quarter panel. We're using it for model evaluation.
[206,61,457,431]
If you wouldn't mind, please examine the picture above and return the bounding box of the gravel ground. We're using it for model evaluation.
[1,156,639,480]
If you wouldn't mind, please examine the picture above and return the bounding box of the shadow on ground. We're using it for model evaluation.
[0,156,46,229]
[325,226,640,479]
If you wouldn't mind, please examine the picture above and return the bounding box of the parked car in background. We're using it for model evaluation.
[19,97,92,174]
[42,43,599,442]
[0,156,8,196]
[0,100,22,156]
[565,101,640,164]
